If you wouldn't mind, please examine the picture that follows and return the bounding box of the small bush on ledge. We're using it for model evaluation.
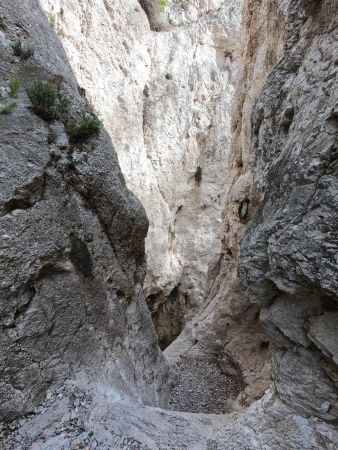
[12,40,35,60]
[160,0,168,12]
[68,113,102,144]
[27,80,69,121]
[0,102,16,115]
[9,77,21,98]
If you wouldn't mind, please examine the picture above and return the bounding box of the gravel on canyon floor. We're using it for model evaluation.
[168,356,240,414]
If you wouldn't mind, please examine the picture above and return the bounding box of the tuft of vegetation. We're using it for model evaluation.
[46,12,66,38]
[9,77,21,98]
[0,102,16,115]
[57,27,66,38]
[27,80,69,121]
[12,40,35,60]
[68,113,102,143]
[47,12,57,29]
[160,0,168,12]
[168,17,178,26]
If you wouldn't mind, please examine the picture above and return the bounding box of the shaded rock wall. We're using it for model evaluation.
[164,0,287,407]
[239,0,338,421]
[0,0,169,421]
[166,0,338,417]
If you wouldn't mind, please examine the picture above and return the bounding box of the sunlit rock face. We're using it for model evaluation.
[40,0,244,347]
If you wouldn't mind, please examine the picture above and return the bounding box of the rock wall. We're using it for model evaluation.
[39,0,244,347]
[1,0,338,449]
[166,0,338,420]
[238,0,338,422]
[0,0,169,421]
[164,0,286,407]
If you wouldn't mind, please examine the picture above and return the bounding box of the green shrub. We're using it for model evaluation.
[12,40,35,60]
[27,80,69,121]
[9,77,21,98]
[0,102,16,115]
[68,113,101,143]
[160,0,168,12]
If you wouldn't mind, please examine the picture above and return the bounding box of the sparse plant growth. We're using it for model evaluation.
[165,73,173,80]
[68,113,102,143]
[168,17,178,26]
[46,11,66,38]
[9,77,21,98]
[0,102,16,115]
[160,0,168,12]
[12,40,35,60]
[27,80,69,121]
[47,12,57,29]
[57,27,66,38]
[12,40,23,56]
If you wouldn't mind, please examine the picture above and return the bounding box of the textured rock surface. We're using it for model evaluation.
[166,0,338,428]
[1,0,338,449]
[3,384,338,449]
[238,0,338,423]
[39,0,244,347]
[0,0,169,422]
[163,0,286,407]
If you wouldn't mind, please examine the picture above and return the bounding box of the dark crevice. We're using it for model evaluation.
[70,235,93,278]
[194,166,202,186]
[146,284,189,350]
[138,0,168,32]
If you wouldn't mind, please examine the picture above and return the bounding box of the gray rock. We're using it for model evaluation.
[0,0,169,422]
[238,0,338,424]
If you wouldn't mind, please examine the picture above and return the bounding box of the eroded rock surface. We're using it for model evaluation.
[0,0,169,422]
[1,0,338,449]
[238,0,338,423]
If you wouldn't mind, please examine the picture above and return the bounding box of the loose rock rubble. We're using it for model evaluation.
[169,357,239,414]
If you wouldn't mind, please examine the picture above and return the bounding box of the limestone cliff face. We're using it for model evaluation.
[0,0,168,421]
[39,0,244,347]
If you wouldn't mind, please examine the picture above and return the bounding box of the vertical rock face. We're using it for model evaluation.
[39,0,244,347]
[167,0,338,420]
[164,0,286,407]
[0,0,169,421]
[238,0,338,421]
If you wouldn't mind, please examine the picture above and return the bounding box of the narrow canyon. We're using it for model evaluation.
[0,0,337,449]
